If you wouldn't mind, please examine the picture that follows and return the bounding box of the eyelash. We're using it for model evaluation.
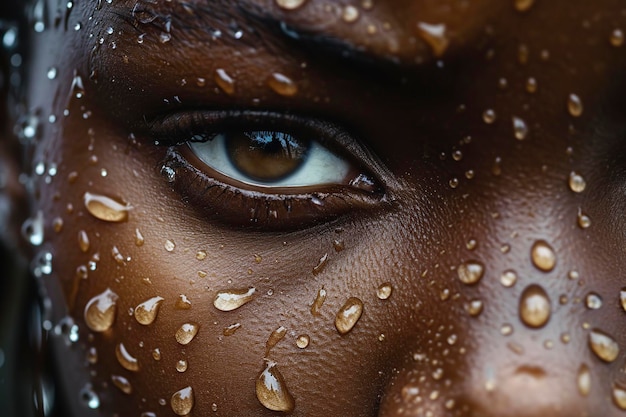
[147,110,388,229]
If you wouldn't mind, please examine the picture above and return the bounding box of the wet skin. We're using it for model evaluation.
[4,0,626,416]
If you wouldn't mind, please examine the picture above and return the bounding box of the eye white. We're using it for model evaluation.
[189,133,350,188]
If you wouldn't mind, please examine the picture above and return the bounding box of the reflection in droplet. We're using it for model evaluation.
[589,328,619,362]
[457,261,485,285]
[256,360,295,412]
[268,73,298,97]
[171,386,194,416]
[416,22,449,57]
[568,172,586,193]
[266,326,287,354]
[134,296,164,325]
[84,288,118,332]
[577,364,590,396]
[116,342,139,372]
[175,322,199,345]
[530,240,556,272]
[84,192,131,222]
[311,287,326,316]
[111,375,132,394]
[519,284,551,328]
[567,94,583,117]
[335,297,364,335]
[213,287,256,311]
[376,283,393,300]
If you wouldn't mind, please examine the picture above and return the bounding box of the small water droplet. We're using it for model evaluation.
[84,288,118,332]
[577,364,590,396]
[266,326,287,354]
[134,296,164,325]
[86,346,98,364]
[46,67,57,80]
[568,171,586,193]
[296,334,310,348]
[416,22,449,57]
[175,322,199,345]
[164,239,175,252]
[466,239,477,250]
[449,177,459,188]
[214,68,235,95]
[530,240,556,272]
[256,360,295,412]
[111,375,132,394]
[79,384,100,409]
[567,93,583,117]
[376,282,392,300]
[525,77,537,93]
[500,323,514,336]
[310,287,327,316]
[196,250,207,260]
[589,328,619,362]
[513,0,534,12]
[84,192,131,222]
[176,359,188,373]
[116,342,139,371]
[268,73,298,97]
[223,322,241,336]
[610,29,624,47]
[466,299,483,316]
[171,386,194,416]
[134,228,145,246]
[275,0,307,9]
[457,261,485,285]
[342,5,360,22]
[585,292,602,310]
[78,230,90,252]
[577,210,591,229]
[22,210,45,246]
[482,109,496,124]
[512,116,528,140]
[152,348,161,361]
[213,287,256,311]
[176,294,192,310]
[500,270,518,287]
[335,297,364,335]
[519,284,551,328]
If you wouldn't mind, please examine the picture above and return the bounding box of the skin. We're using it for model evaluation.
[2,0,626,416]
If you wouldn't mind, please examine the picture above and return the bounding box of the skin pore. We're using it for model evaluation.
[3,0,626,416]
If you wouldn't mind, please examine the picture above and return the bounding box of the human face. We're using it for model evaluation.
[10,0,626,416]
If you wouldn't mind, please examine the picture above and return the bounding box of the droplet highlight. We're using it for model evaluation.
[256,361,295,412]
[519,284,551,328]
[134,296,164,325]
[84,192,131,222]
[171,386,194,416]
[84,288,119,332]
[589,328,619,362]
[213,287,256,312]
[335,297,364,335]
[457,261,485,285]
[175,322,199,345]
[530,240,556,272]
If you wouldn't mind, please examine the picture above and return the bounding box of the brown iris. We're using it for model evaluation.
[225,131,310,182]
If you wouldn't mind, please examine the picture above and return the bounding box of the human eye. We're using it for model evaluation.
[147,110,391,229]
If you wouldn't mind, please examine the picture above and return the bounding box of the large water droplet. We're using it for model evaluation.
[589,328,619,362]
[134,296,164,325]
[111,375,132,394]
[335,297,364,335]
[530,240,556,272]
[213,287,256,311]
[256,360,295,412]
[567,94,583,117]
[268,73,298,96]
[176,294,192,310]
[84,192,131,222]
[84,288,118,332]
[116,342,139,371]
[171,386,194,416]
[457,261,485,285]
[175,322,199,345]
[310,287,326,316]
[577,364,590,396]
[266,326,287,355]
[568,171,586,193]
[519,284,551,328]
[416,22,449,57]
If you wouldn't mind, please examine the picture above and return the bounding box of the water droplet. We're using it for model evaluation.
[500,323,514,336]
[134,296,164,325]
[310,287,327,316]
[482,109,496,124]
[171,386,194,416]
[22,210,45,246]
[86,347,98,364]
[457,261,485,285]
[78,230,90,252]
[134,228,144,246]
[335,297,364,335]
[577,364,590,396]
[266,326,287,354]
[466,299,483,316]
[79,384,100,409]
[115,342,139,371]
[71,72,85,99]
[164,239,175,252]
[610,29,624,47]
[296,334,310,348]
[620,289,626,312]
[416,22,449,57]
[176,294,192,310]
[513,0,534,12]
[500,270,518,287]
[111,375,132,394]
[84,288,118,332]
[449,177,459,188]
[567,93,583,117]
[519,284,551,328]
[577,210,591,229]
[525,77,537,93]
[512,116,528,140]
[568,171,586,193]
[333,239,345,252]
[256,360,295,412]
[376,282,393,300]
[213,287,256,311]
[530,240,556,272]
[176,359,188,372]
[214,68,235,95]
[342,5,360,22]
[84,192,131,222]
[175,322,199,345]
[46,67,57,80]
[585,292,602,310]
[111,245,126,266]
[588,328,619,362]
[312,253,329,275]
[275,0,307,9]
[223,322,241,336]
[613,383,626,410]
[152,348,161,361]
[196,250,207,260]
[466,238,477,250]
[268,73,298,97]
